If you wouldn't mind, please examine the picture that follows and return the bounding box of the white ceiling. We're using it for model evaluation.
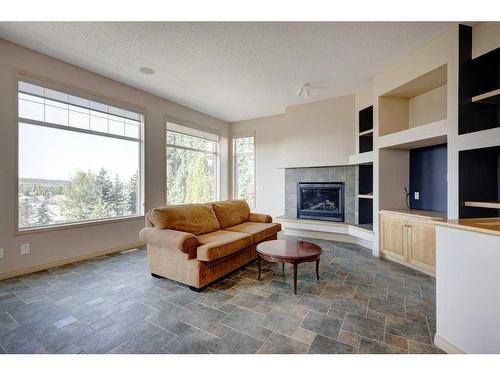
[0,22,452,122]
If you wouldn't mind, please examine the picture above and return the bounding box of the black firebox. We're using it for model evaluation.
[297,182,345,222]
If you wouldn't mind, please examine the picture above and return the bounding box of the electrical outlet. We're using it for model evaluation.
[20,243,30,255]
[0,248,4,259]
[414,192,420,200]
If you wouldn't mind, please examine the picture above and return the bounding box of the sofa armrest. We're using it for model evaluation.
[139,228,199,259]
[248,213,273,223]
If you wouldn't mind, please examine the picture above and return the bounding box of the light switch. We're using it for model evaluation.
[414,192,420,200]
[20,243,30,255]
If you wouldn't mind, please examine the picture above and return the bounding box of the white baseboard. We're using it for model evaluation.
[0,242,145,281]
[434,334,466,354]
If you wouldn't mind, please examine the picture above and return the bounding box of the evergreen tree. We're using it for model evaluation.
[36,194,52,225]
[19,193,36,227]
[185,156,212,204]
[110,174,127,216]
[94,168,113,214]
[61,170,98,220]
[127,172,138,214]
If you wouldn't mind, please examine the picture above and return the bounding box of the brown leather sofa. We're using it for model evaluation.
[139,200,281,291]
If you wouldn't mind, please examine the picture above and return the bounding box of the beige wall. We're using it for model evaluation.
[372,25,460,255]
[230,96,355,217]
[472,22,500,58]
[0,39,229,276]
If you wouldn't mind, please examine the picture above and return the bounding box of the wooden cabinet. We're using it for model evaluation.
[380,210,443,275]
[380,215,407,261]
[408,220,436,272]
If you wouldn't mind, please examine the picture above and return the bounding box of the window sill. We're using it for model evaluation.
[15,215,145,236]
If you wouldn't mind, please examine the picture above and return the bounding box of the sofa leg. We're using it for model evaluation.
[151,273,164,279]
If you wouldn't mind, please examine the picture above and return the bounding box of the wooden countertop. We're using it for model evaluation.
[435,217,500,237]
[380,209,447,221]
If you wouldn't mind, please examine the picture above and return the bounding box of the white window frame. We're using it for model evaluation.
[166,121,221,205]
[232,131,256,208]
[16,76,145,233]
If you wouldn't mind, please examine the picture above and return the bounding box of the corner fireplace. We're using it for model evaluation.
[297,182,345,222]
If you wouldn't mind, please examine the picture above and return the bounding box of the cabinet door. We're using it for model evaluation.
[408,220,436,272]
[380,215,407,261]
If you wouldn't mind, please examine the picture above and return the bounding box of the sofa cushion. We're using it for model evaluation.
[212,200,250,228]
[196,230,253,262]
[149,204,220,235]
[225,222,282,243]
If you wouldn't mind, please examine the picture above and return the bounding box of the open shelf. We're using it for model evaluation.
[359,129,373,136]
[378,126,447,150]
[379,64,447,137]
[472,89,500,105]
[349,151,373,165]
[459,145,500,219]
[358,105,373,154]
[358,164,373,225]
[359,132,373,153]
[465,201,500,209]
[459,25,500,135]
[359,106,373,133]
[358,194,373,199]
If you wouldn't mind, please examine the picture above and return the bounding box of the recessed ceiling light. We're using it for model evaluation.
[139,67,155,75]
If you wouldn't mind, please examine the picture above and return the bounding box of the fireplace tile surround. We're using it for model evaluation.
[285,166,358,224]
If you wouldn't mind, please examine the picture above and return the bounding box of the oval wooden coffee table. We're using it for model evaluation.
[256,239,323,295]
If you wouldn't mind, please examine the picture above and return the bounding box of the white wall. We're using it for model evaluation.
[0,39,229,276]
[231,96,355,217]
[435,226,500,353]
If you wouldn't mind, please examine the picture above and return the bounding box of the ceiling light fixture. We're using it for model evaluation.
[296,83,310,98]
[139,67,155,75]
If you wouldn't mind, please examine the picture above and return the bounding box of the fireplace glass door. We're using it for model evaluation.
[297,182,344,222]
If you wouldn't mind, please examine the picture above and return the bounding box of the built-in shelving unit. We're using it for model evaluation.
[355,104,374,227]
[458,25,500,220]
[459,25,500,135]
[379,64,448,137]
[358,106,373,153]
[358,164,373,225]
[459,145,500,218]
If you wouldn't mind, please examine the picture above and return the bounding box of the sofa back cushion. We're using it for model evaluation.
[149,204,220,235]
[212,199,250,228]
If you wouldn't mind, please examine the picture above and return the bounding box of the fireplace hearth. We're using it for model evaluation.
[297,182,345,222]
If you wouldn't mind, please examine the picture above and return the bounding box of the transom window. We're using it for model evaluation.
[17,79,143,230]
[166,122,219,205]
[233,135,256,208]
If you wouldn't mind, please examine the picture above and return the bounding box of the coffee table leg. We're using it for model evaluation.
[257,256,261,281]
[282,263,285,273]
[316,258,320,280]
[293,263,298,295]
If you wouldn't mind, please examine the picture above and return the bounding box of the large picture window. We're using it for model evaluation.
[17,80,143,230]
[166,123,219,205]
[233,135,255,208]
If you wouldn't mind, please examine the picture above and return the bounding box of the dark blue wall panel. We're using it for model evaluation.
[410,144,447,212]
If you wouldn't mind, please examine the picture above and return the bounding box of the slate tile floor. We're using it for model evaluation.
[0,236,444,354]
